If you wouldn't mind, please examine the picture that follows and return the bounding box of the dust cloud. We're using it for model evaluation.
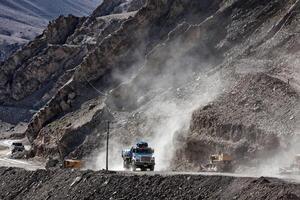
[249,134,300,178]
[147,73,223,170]
[87,34,227,171]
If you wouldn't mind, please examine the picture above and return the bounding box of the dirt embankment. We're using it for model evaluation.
[0,167,299,200]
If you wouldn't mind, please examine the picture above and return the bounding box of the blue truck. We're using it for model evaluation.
[121,141,155,171]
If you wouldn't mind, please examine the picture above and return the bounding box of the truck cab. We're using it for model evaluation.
[122,141,155,171]
[279,154,300,175]
[11,142,25,154]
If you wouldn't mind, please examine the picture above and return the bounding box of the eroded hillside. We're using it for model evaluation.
[0,0,103,61]
[0,0,300,173]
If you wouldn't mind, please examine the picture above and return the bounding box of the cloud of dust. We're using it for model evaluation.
[87,3,300,175]
[87,29,227,171]
[241,56,300,178]
[147,73,223,170]
[248,133,300,178]
[91,139,125,171]
[88,73,224,171]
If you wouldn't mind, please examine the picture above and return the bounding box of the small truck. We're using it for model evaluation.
[11,142,25,154]
[279,154,300,175]
[122,141,155,171]
[10,142,26,159]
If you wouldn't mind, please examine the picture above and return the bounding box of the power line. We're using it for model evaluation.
[83,75,107,96]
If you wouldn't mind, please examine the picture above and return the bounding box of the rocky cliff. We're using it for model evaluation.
[0,0,103,62]
[1,0,300,171]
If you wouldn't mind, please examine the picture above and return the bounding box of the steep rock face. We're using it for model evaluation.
[0,0,142,109]
[33,97,113,158]
[45,15,81,45]
[26,0,300,164]
[24,0,227,158]
[0,0,145,150]
[173,0,300,169]
[1,0,300,172]
[0,15,82,104]
[175,73,298,169]
[0,0,103,61]
[91,0,147,17]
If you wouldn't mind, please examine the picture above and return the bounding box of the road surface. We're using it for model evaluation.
[0,139,44,170]
[0,139,299,183]
[123,170,298,181]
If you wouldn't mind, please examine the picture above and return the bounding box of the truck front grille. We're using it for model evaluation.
[141,157,151,162]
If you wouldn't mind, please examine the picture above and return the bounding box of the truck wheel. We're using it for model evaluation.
[131,165,136,171]
[123,162,129,170]
[216,165,221,172]
[150,166,154,171]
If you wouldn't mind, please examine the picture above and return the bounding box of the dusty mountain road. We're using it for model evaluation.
[0,143,299,185]
[0,140,43,170]
[0,138,299,185]
[0,139,298,182]
[0,139,300,199]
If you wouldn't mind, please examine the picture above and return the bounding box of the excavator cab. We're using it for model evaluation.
[206,153,234,172]
[210,155,219,162]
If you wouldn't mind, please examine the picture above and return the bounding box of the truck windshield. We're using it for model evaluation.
[12,143,23,146]
[134,148,152,154]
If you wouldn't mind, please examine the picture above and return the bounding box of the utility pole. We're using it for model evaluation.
[106,121,110,171]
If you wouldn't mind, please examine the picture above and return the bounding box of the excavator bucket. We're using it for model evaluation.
[220,153,233,161]
[63,159,83,169]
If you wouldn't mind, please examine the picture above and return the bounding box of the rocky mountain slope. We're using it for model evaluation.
[0,0,300,173]
[0,0,102,61]
[1,167,299,200]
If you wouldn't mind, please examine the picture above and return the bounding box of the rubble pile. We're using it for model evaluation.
[0,167,300,200]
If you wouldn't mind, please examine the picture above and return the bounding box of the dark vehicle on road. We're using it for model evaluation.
[122,141,155,171]
[11,142,25,154]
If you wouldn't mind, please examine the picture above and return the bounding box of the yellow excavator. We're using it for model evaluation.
[47,141,84,169]
[46,157,84,169]
[46,143,84,169]
[203,153,234,172]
